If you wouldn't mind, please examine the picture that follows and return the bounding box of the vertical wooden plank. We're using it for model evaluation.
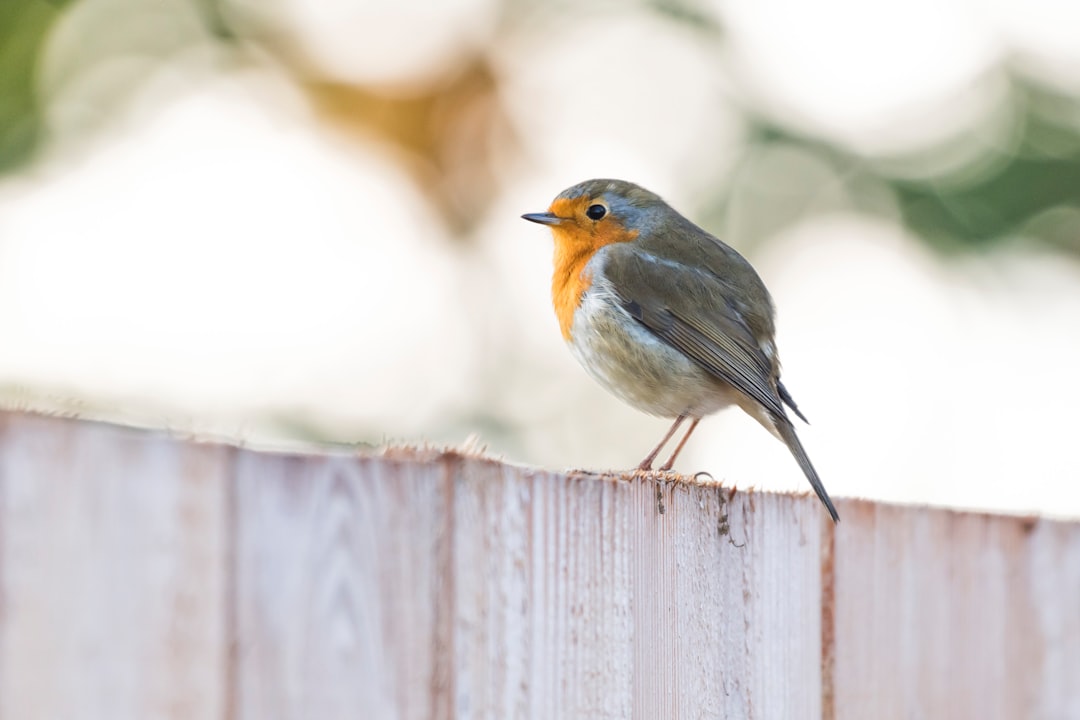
[232,451,448,720]
[0,413,228,720]
[515,469,637,720]
[832,502,1080,719]
[641,483,823,719]
[737,493,824,719]
[1026,518,1080,719]
[630,474,733,719]
[660,480,737,718]
[444,462,583,720]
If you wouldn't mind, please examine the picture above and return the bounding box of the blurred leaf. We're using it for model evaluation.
[0,0,74,172]
[647,0,723,33]
[895,155,1080,252]
[741,79,1080,257]
[893,84,1080,253]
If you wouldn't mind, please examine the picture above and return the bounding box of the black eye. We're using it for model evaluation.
[586,204,607,220]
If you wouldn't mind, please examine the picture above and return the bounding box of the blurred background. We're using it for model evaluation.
[1,0,1079,516]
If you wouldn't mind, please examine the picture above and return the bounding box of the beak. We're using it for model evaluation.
[521,212,563,226]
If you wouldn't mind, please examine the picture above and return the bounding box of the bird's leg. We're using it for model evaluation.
[659,417,701,471]
[637,415,686,470]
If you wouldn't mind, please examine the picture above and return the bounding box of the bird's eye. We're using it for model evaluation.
[586,204,607,220]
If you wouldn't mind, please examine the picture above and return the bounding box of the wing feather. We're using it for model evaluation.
[605,245,785,419]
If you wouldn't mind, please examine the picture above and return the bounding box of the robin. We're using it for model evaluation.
[522,178,839,522]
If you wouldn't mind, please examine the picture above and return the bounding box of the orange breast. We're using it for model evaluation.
[551,247,594,340]
[549,216,637,341]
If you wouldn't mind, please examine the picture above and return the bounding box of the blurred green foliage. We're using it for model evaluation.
[1,0,1079,258]
[748,83,1080,257]
[0,0,74,170]
[892,85,1080,255]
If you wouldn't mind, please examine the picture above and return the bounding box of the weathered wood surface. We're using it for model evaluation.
[0,412,229,719]
[0,411,1078,719]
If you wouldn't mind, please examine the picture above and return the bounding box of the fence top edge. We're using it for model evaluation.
[1,408,1074,527]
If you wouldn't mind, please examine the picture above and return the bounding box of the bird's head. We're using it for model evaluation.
[522,179,670,256]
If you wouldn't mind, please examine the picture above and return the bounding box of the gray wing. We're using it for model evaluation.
[632,213,778,346]
[601,243,787,421]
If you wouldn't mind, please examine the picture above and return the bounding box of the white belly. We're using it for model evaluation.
[566,288,738,419]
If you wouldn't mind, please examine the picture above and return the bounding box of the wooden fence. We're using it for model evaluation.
[0,410,1077,719]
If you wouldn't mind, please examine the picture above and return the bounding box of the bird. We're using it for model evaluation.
[522,178,839,522]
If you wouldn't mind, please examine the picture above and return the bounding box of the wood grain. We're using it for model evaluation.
[832,501,1080,720]
[0,411,1078,719]
[0,413,228,720]
[231,454,828,719]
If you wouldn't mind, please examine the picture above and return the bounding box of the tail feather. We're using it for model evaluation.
[775,416,839,523]
[778,381,809,424]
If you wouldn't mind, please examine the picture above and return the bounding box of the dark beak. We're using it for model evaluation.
[521,212,563,226]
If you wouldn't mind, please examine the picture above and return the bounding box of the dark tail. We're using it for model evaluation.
[778,381,809,424]
[775,416,839,522]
